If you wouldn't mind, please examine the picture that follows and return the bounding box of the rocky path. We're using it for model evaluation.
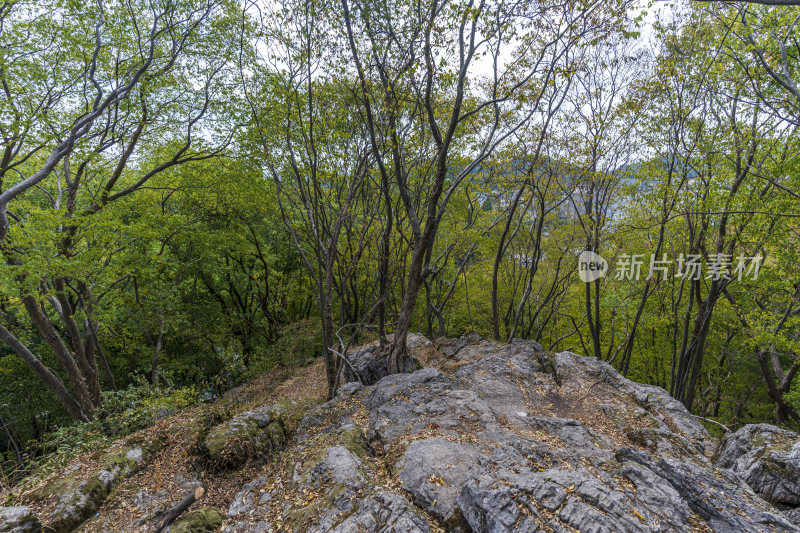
[1,362,326,532]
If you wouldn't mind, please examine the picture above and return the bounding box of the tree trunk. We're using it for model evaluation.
[155,486,205,533]
[0,413,23,467]
[22,296,95,417]
[757,351,800,425]
[54,280,101,403]
[388,244,427,373]
[151,317,165,385]
[679,287,719,410]
[492,186,526,341]
[0,323,89,421]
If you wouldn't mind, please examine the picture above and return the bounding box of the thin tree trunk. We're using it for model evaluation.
[54,280,101,403]
[86,318,116,390]
[151,317,165,385]
[22,296,94,417]
[0,323,89,421]
[0,413,23,467]
[388,245,427,373]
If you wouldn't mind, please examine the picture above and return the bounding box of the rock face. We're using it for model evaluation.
[0,506,40,532]
[222,335,800,532]
[715,423,800,507]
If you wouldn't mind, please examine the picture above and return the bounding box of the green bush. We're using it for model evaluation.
[247,319,322,376]
[25,378,200,473]
[97,376,200,436]
[786,383,800,423]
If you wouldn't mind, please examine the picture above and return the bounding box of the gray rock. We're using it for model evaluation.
[313,491,430,533]
[227,476,268,518]
[343,347,420,386]
[458,479,541,533]
[618,447,798,532]
[202,398,312,468]
[342,348,385,385]
[47,477,109,533]
[785,508,800,526]
[715,423,800,506]
[223,442,429,533]
[220,335,800,533]
[336,381,364,398]
[0,507,40,533]
[397,438,479,530]
[311,445,365,488]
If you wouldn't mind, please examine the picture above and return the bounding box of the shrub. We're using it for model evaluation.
[97,376,200,436]
[247,319,322,376]
[25,377,200,473]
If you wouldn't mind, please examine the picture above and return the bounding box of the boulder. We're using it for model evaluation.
[202,398,313,469]
[342,335,424,386]
[342,347,420,386]
[40,441,158,532]
[0,506,40,532]
[47,477,109,533]
[715,423,800,506]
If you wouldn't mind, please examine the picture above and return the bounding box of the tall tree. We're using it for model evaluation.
[0,0,240,420]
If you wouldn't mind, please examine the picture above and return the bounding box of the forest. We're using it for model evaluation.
[1,0,799,484]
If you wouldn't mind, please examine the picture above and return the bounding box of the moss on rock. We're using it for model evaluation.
[339,427,369,459]
[200,398,315,470]
[35,440,158,532]
[46,477,108,533]
[169,507,224,533]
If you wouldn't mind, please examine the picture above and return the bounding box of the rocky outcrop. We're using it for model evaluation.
[13,437,163,533]
[715,423,800,507]
[221,335,800,532]
[43,441,160,532]
[342,333,426,385]
[0,506,40,532]
[201,398,313,469]
[223,440,430,532]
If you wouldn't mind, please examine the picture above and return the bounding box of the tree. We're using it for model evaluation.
[243,1,380,397]
[0,0,240,420]
[338,0,637,372]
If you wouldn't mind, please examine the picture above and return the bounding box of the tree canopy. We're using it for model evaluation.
[1,0,800,479]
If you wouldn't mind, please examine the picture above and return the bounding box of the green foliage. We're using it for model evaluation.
[2,0,800,486]
[247,319,323,377]
[23,379,200,475]
[96,377,201,436]
[787,385,800,417]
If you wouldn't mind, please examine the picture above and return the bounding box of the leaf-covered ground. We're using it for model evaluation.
[1,360,327,532]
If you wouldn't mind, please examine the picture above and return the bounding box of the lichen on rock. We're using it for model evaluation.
[201,398,314,469]
[0,506,41,532]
